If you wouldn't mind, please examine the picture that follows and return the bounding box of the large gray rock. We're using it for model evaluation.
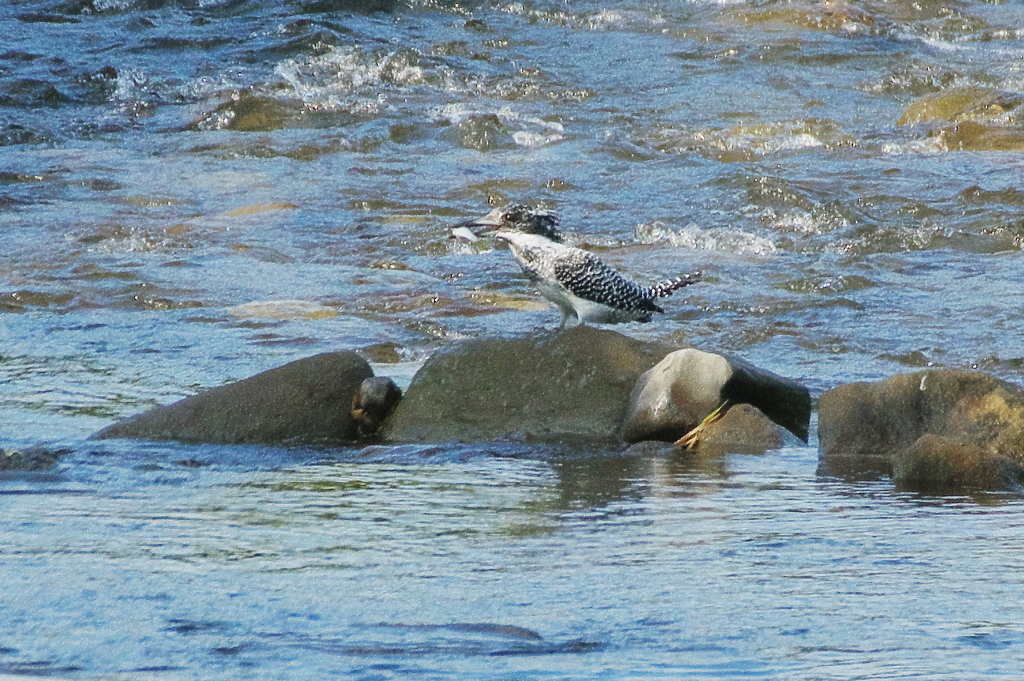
[380,326,677,443]
[818,370,1024,492]
[618,348,811,447]
[91,351,373,445]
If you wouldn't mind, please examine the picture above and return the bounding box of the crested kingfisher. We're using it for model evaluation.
[453,204,701,328]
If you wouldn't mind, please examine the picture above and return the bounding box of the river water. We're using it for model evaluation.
[3,0,1024,678]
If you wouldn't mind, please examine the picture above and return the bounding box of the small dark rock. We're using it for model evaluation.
[351,376,402,439]
[360,341,403,364]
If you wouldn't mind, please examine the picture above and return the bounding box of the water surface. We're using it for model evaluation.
[3,0,1024,678]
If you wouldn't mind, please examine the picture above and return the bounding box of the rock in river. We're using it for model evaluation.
[896,86,1024,126]
[381,326,676,443]
[1,446,72,471]
[92,351,373,445]
[818,370,1024,492]
[90,329,809,452]
[380,327,809,450]
[891,434,1024,493]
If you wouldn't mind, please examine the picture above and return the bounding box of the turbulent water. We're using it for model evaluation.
[3,0,1024,678]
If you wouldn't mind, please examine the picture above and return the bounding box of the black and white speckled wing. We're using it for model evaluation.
[552,249,662,313]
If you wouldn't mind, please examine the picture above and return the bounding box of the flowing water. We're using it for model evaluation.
[3,0,1024,678]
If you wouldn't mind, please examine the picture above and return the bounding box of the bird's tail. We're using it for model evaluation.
[648,271,702,299]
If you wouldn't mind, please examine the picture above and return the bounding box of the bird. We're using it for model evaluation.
[452,204,701,328]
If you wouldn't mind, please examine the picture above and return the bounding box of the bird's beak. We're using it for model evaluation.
[449,207,504,241]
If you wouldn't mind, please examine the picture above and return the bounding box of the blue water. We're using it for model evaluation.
[3,0,1024,678]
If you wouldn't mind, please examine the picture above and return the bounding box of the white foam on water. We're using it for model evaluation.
[636,221,779,255]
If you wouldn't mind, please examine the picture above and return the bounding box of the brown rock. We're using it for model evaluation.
[818,370,1024,491]
[189,93,305,132]
[91,351,373,445]
[937,121,1024,152]
[697,403,785,455]
[891,434,1024,493]
[724,3,875,33]
[896,86,1024,126]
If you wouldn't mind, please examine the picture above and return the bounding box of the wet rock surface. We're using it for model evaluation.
[818,370,1024,492]
[896,86,1023,126]
[891,434,1024,493]
[381,326,679,444]
[895,86,1024,152]
[92,352,373,445]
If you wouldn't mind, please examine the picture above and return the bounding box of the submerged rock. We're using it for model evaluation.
[618,348,811,449]
[92,352,373,445]
[897,86,1024,126]
[724,2,876,33]
[0,446,71,471]
[937,121,1024,152]
[381,326,677,443]
[440,114,518,152]
[818,370,1024,492]
[189,93,307,132]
